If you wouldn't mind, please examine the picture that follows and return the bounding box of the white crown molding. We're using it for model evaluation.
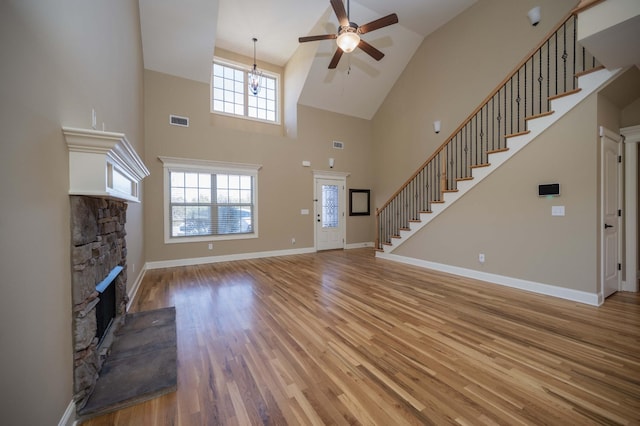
[312,169,351,178]
[63,127,150,202]
[158,156,262,174]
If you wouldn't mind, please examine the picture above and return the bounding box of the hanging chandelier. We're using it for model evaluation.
[248,37,263,96]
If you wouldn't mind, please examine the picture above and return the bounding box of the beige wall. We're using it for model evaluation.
[371,0,640,295]
[395,95,600,292]
[143,70,374,263]
[0,1,144,424]
[372,0,578,205]
[622,97,640,127]
[370,0,628,294]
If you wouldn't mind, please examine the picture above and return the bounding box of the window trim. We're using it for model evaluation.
[211,57,280,125]
[159,156,262,244]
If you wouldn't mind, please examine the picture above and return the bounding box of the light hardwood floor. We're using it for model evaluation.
[83,248,640,425]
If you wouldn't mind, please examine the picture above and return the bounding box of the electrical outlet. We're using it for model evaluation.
[291,238,296,245]
[478,253,485,263]
[208,243,213,250]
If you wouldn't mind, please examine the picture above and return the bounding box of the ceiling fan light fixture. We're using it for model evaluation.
[248,37,263,96]
[336,29,360,53]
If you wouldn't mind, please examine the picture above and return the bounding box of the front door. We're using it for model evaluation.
[315,178,345,251]
[601,126,621,299]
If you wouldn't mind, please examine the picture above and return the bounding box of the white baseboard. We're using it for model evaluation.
[58,400,76,426]
[127,264,148,310]
[377,252,600,306]
[345,242,374,249]
[145,247,317,270]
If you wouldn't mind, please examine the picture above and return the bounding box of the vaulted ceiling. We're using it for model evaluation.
[138,0,477,120]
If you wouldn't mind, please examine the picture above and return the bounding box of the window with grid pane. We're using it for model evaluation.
[169,171,254,238]
[212,59,278,124]
[158,155,263,244]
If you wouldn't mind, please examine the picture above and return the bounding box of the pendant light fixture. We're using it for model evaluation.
[248,37,263,96]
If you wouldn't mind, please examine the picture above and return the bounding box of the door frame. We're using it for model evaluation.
[313,170,350,251]
[621,125,640,292]
[600,126,622,300]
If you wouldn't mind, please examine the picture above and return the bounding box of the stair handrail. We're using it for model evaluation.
[375,3,601,250]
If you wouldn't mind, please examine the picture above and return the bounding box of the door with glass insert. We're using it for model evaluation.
[315,178,344,250]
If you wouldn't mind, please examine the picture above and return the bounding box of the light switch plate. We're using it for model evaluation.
[552,206,565,216]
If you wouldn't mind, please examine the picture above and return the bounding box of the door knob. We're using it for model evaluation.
[604,223,613,229]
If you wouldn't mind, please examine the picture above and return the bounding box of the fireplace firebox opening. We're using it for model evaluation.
[95,266,123,346]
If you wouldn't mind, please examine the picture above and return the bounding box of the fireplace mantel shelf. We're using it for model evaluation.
[63,127,150,203]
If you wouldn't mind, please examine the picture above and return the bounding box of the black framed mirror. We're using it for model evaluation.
[349,189,370,216]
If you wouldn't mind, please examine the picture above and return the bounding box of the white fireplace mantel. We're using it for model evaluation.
[63,127,150,203]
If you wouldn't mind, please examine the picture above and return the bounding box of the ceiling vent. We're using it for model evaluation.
[169,115,189,127]
[333,140,344,149]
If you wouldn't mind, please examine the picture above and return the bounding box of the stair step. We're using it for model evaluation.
[443,189,459,193]
[419,210,432,214]
[408,219,421,223]
[470,163,491,169]
[548,87,581,101]
[487,147,509,155]
[431,200,445,204]
[574,65,605,79]
[525,110,555,122]
[505,130,531,139]
[455,177,474,182]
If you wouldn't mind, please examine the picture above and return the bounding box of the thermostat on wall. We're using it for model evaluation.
[538,183,560,197]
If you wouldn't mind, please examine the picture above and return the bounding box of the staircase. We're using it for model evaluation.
[375,11,619,255]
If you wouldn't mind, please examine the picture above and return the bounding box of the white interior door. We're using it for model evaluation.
[315,178,345,251]
[601,126,621,299]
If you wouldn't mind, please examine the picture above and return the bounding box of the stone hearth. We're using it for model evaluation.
[71,195,129,409]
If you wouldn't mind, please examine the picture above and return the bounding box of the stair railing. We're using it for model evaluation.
[376,10,601,251]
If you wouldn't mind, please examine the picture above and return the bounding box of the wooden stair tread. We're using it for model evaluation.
[574,65,605,79]
[548,88,581,101]
[505,130,531,139]
[525,110,555,121]
[487,147,509,154]
[442,189,459,193]
[470,163,491,169]
[455,177,474,182]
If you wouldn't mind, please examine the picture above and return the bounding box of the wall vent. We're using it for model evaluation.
[169,115,189,127]
[333,140,344,149]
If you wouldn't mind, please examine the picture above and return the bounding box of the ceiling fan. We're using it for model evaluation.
[298,0,399,69]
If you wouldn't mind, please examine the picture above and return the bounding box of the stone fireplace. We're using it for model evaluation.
[71,196,129,407]
[63,127,149,411]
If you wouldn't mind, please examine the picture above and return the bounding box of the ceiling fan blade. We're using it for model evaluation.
[358,13,399,34]
[328,48,344,69]
[299,34,338,43]
[358,40,384,61]
[330,0,349,27]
